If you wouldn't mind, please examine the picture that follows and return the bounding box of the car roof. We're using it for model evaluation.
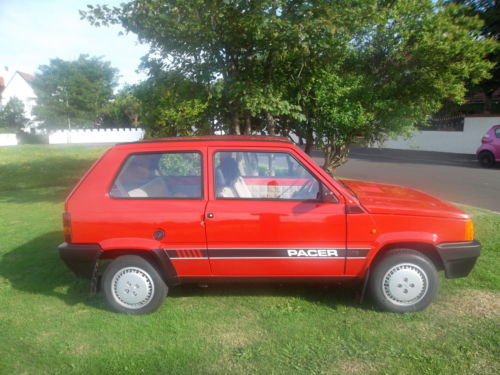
[116,135,293,148]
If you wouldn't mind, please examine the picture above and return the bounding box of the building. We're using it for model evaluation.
[0,66,37,128]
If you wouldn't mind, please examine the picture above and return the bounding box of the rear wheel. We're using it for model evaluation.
[102,255,167,314]
[368,249,438,313]
[478,151,495,168]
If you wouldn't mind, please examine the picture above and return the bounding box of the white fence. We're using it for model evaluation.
[375,116,500,154]
[0,133,18,146]
[48,128,145,144]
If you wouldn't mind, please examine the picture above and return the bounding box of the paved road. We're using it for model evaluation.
[310,147,500,212]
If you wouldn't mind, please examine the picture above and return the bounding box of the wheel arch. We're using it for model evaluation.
[371,242,444,271]
[99,249,179,286]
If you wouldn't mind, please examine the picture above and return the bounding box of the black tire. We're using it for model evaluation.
[478,151,495,168]
[102,255,167,314]
[368,249,438,313]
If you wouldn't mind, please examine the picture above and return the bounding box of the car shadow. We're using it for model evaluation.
[0,231,107,311]
[168,282,364,311]
[0,232,369,313]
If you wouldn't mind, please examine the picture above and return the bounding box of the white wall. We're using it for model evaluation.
[48,128,145,144]
[0,134,18,146]
[375,116,500,154]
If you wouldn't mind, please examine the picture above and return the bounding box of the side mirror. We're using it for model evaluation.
[321,189,338,203]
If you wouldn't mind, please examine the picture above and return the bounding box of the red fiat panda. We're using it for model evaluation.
[59,136,480,314]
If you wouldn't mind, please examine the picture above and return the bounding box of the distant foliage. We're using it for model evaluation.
[32,55,118,128]
[0,97,28,130]
[446,0,500,113]
[134,71,211,137]
[83,0,496,171]
[158,153,201,176]
[101,88,141,128]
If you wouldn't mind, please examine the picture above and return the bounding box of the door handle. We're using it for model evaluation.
[207,213,214,219]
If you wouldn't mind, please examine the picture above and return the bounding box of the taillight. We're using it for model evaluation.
[63,212,72,243]
[481,135,492,144]
[465,219,474,242]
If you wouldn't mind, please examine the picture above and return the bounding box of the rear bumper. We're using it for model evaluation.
[58,242,103,279]
[436,240,481,279]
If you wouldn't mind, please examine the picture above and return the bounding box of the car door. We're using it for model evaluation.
[204,146,347,277]
[104,147,210,277]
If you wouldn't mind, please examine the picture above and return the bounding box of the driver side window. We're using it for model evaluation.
[214,151,332,201]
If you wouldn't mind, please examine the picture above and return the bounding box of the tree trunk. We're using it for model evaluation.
[266,112,275,136]
[304,126,314,155]
[244,113,252,135]
[232,112,241,135]
[322,142,350,176]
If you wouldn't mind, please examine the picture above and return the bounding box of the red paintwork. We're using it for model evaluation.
[342,180,469,219]
[64,137,473,280]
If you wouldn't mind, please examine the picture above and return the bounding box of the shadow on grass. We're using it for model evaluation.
[0,231,106,310]
[0,156,97,193]
[169,282,363,311]
[0,186,71,204]
[0,231,366,312]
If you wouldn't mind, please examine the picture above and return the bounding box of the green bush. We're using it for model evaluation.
[16,131,48,144]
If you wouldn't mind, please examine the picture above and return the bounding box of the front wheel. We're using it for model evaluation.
[102,255,167,314]
[368,249,438,313]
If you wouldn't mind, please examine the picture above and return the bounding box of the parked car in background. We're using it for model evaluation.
[476,124,500,167]
[59,136,481,314]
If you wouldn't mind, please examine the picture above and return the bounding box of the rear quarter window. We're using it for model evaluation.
[110,152,202,199]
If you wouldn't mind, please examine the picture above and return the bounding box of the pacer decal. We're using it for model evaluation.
[287,249,339,257]
[165,248,369,259]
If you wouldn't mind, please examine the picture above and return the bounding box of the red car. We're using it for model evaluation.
[477,124,500,167]
[59,136,480,314]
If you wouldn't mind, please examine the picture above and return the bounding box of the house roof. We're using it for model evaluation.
[0,77,4,88]
[17,71,35,84]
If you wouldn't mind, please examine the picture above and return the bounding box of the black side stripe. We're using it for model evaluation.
[165,248,370,259]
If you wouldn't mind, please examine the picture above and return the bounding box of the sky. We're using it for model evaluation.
[0,0,149,87]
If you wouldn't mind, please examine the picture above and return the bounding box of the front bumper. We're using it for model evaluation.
[58,242,103,279]
[436,240,481,279]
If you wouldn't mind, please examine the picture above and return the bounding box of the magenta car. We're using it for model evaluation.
[476,124,500,167]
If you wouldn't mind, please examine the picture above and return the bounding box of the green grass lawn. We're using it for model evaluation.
[0,145,498,375]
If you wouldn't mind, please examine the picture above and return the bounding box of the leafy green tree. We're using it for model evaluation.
[292,1,497,172]
[101,88,141,127]
[83,0,495,171]
[33,55,118,128]
[134,70,211,136]
[0,97,28,130]
[447,0,500,113]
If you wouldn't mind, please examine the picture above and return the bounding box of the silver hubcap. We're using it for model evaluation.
[111,267,154,309]
[382,263,428,306]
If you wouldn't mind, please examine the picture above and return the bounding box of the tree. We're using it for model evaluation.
[83,0,495,171]
[134,70,211,136]
[101,88,141,127]
[33,55,118,128]
[447,0,500,113]
[0,97,28,130]
[292,1,497,172]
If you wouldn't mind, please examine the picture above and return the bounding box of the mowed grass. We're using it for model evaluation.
[0,145,498,375]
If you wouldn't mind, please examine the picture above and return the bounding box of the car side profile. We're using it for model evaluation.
[59,136,481,314]
[476,124,500,167]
